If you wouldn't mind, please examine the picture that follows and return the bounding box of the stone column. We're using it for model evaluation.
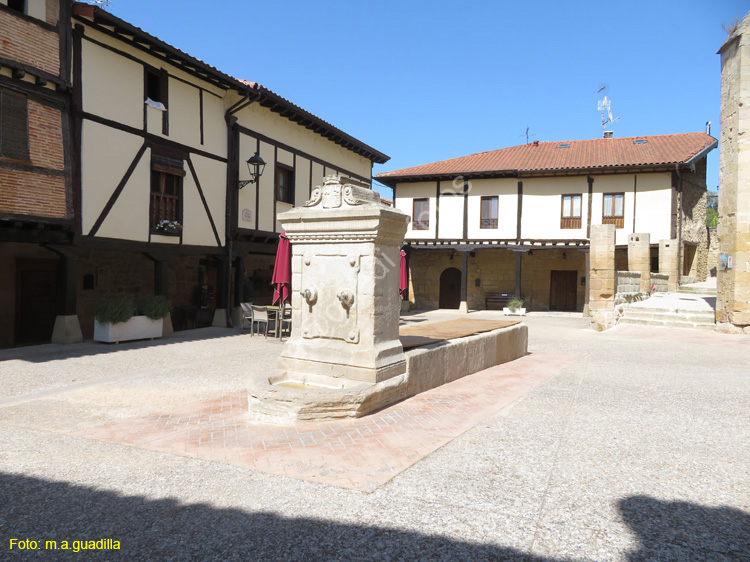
[628,233,651,292]
[717,13,750,332]
[659,239,679,292]
[278,176,410,383]
[588,224,616,330]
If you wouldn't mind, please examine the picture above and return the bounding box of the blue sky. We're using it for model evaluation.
[102,0,747,198]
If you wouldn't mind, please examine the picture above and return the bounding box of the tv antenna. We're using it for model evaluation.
[597,87,619,137]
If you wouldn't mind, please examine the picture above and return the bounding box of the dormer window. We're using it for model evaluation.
[633,139,647,145]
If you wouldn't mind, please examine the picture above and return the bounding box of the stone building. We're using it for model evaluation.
[376,133,716,312]
[717,12,750,332]
[0,1,388,348]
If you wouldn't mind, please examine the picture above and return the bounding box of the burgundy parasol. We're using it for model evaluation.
[272,231,291,305]
[399,249,407,300]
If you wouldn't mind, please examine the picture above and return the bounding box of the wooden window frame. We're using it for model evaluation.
[560,193,582,229]
[149,154,185,235]
[602,192,625,229]
[0,87,30,163]
[275,164,295,205]
[480,195,498,229]
[412,198,429,230]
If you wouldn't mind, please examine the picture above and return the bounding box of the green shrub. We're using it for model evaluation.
[137,295,173,320]
[508,298,525,311]
[94,297,136,325]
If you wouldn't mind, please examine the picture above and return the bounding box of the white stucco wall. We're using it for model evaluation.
[82,39,143,129]
[521,176,589,240]
[437,196,464,239]
[81,121,147,239]
[633,172,672,242]
[466,178,517,239]
[183,154,226,247]
[395,182,437,239]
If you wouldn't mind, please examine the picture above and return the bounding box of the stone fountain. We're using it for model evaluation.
[248,176,527,421]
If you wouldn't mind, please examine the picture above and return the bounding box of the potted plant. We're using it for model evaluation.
[94,295,172,343]
[503,297,526,316]
[155,219,183,235]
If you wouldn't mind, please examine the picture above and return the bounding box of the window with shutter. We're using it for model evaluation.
[0,88,30,162]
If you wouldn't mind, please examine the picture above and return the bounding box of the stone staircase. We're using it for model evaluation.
[619,293,716,331]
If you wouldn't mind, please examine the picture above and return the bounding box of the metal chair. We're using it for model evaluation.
[239,302,253,331]
[249,305,269,337]
[279,307,292,341]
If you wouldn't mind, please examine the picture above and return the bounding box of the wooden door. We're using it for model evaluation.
[15,260,59,345]
[549,270,577,311]
[439,267,461,309]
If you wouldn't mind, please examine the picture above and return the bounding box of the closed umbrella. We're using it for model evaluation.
[399,249,407,300]
[272,232,291,306]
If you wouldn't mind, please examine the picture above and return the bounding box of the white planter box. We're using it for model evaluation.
[503,307,526,316]
[94,316,163,343]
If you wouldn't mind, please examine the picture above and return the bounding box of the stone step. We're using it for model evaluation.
[622,309,716,324]
[618,317,716,331]
[678,285,717,296]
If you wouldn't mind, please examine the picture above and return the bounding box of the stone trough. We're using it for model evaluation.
[248,321,528,422]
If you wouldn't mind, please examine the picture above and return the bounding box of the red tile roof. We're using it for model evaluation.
[376,133,716,183]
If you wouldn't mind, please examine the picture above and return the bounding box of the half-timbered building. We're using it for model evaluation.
[0,1,388,347]
[376,133,716,312]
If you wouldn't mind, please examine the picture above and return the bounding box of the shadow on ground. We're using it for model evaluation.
[1,473,747,561]
[0,328,273,364]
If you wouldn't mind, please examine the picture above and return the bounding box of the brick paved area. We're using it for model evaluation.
[75,352,579,491]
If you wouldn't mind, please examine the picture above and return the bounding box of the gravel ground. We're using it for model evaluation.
[0,316,748,561]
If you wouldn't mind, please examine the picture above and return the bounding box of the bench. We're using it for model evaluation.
[485,293,514,310]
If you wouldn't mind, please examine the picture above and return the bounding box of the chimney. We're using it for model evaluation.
[603,131,614,138]
[706,121,712,135]
[533,140,539,147]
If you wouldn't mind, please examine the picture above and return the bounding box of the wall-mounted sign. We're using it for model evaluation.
[719,254,728,270]
[241,209,252,222]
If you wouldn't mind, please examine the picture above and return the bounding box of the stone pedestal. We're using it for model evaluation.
[589,224,616,330]
[717,14,750,329]
[278,176,410,383]
[628,233,651,292]
[51,315,83,344]
[659,239,679,292]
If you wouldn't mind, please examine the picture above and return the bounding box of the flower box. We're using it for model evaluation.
[503,307,526,316]
[94,316,163,343]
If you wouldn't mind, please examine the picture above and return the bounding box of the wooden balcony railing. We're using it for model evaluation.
[560,217,582,229]
[602,216,624,228]
[151,192,180,228]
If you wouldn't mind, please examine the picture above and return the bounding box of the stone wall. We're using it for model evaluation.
[616,271,641,294]
[651,273,669,293]
[717,12,750,331]
[681,159,709,281]
[707,227,720,277]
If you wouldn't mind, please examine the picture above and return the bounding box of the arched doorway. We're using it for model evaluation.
[439,267,461,309]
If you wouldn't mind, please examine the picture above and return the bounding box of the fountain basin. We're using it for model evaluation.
[248,323,528,422]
